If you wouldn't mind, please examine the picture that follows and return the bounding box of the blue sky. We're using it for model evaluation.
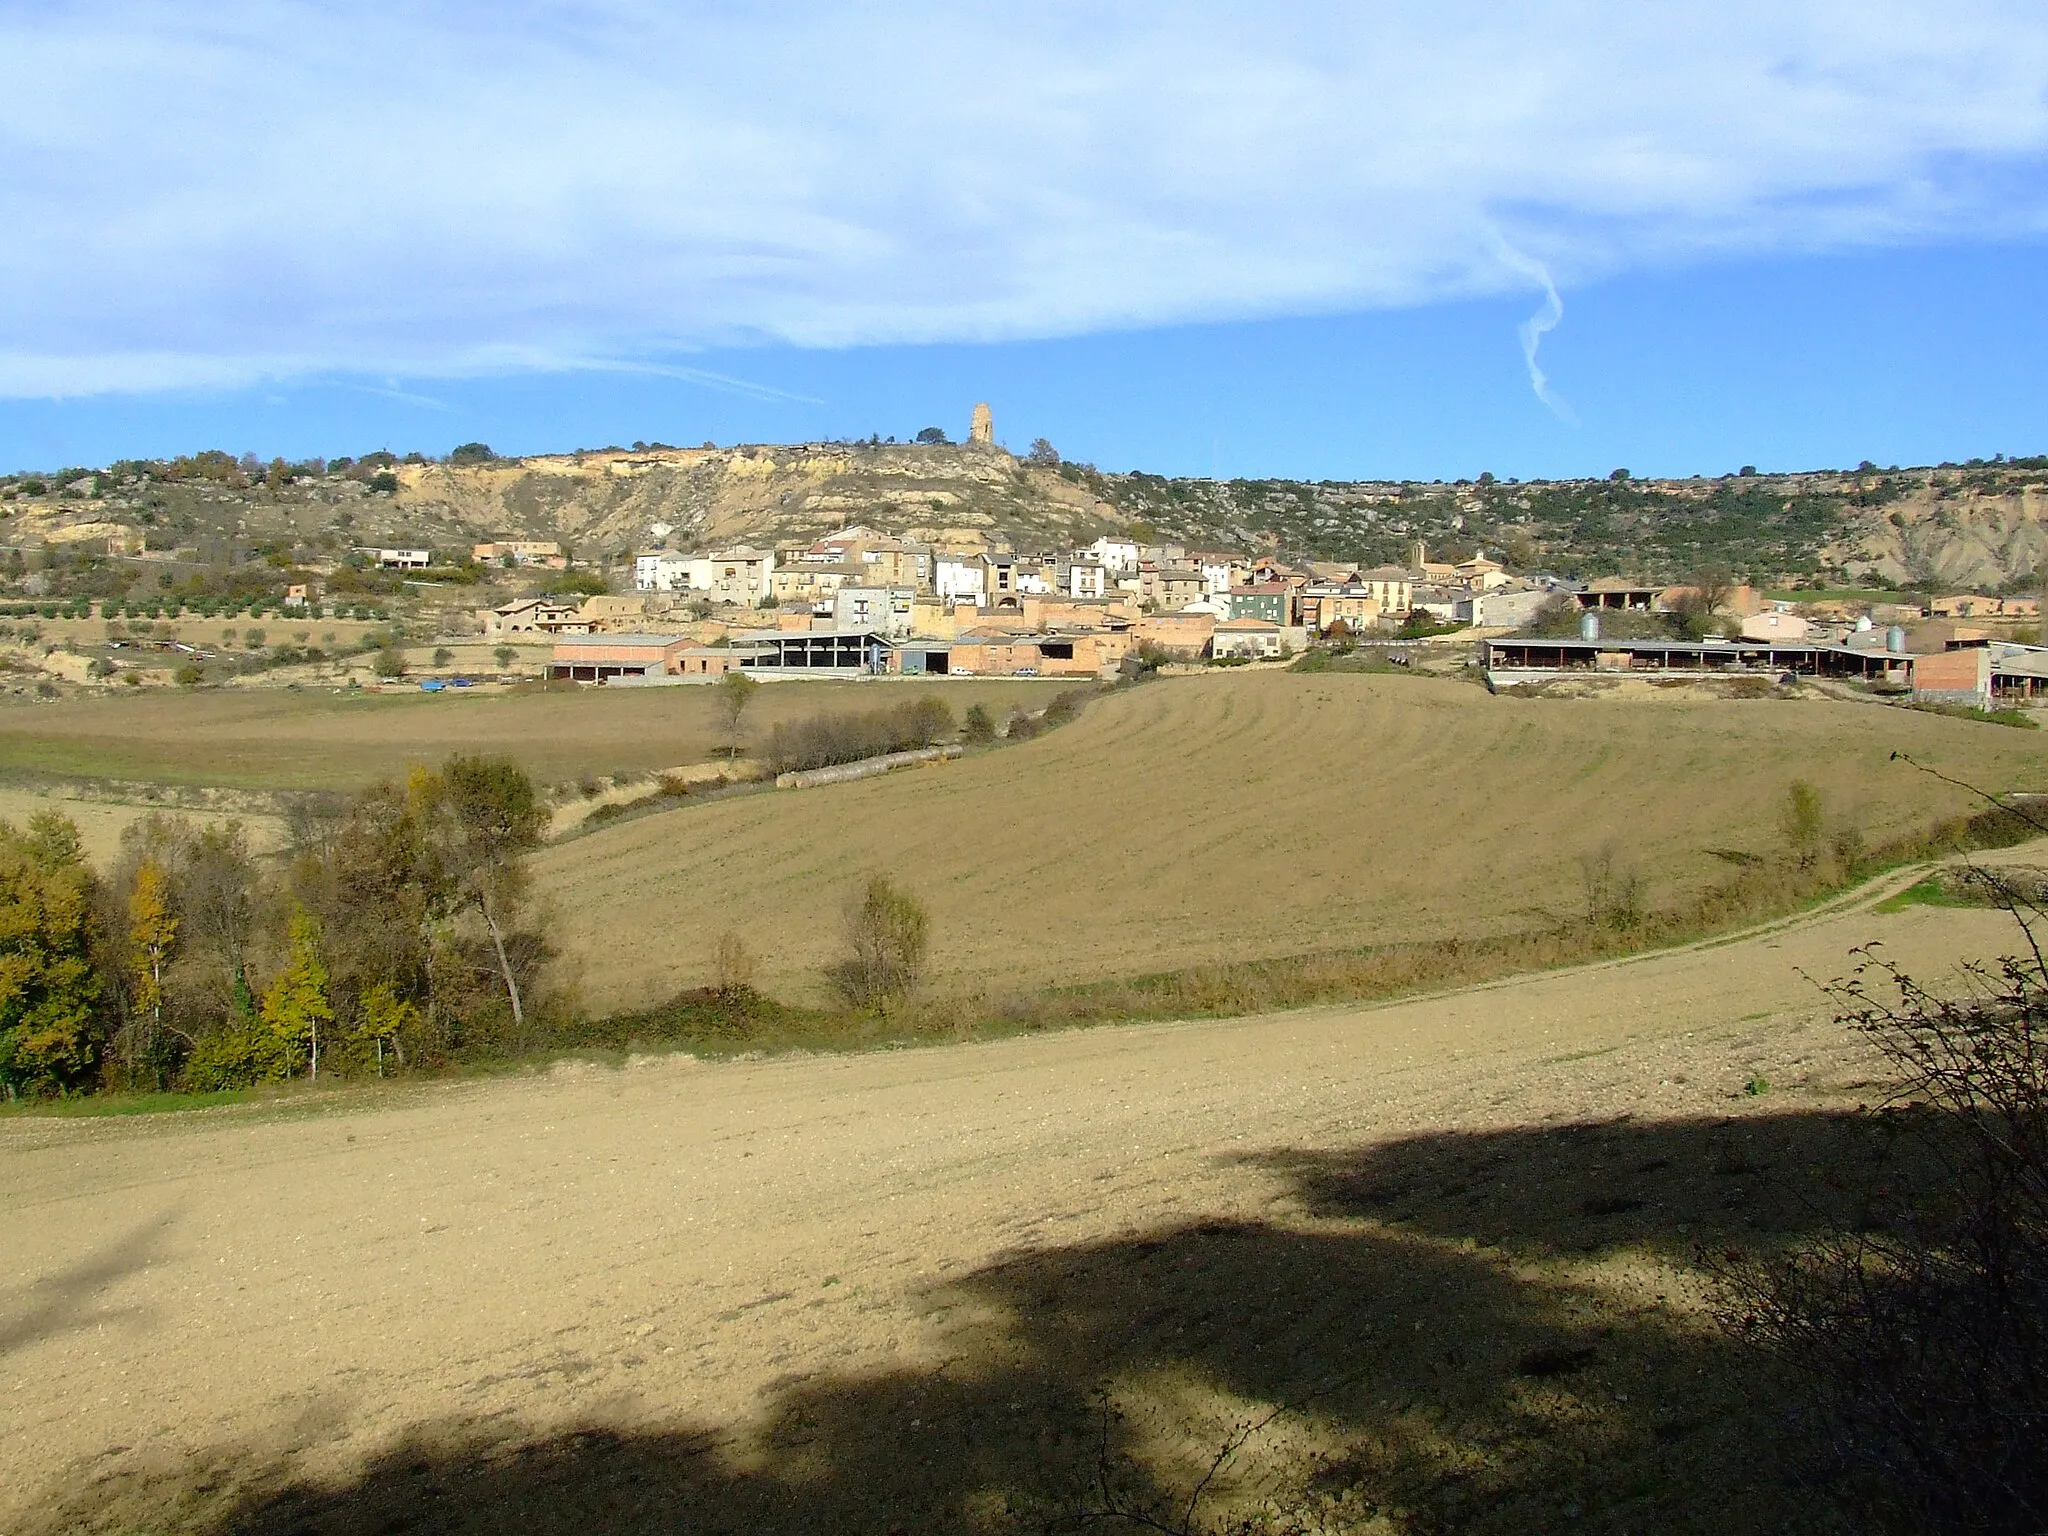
[5,3,2048,480]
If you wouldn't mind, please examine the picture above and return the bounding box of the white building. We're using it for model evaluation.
[634,546,776,605]
[933,554,987,606]
[1196,556,1238,597]
[1058,560,1107,599]
[1087,536,1140,576]
[633,551,688,592]
[362,547,431,570]
[832,585,915,639]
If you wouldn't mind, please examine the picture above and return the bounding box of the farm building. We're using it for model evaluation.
[549,634,693,683]
[1481,635,2018,708]
[1212,618,1285,660]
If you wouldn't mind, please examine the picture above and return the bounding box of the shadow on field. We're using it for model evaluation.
[0,1210,177,1358]
[33,1114,1897,1536]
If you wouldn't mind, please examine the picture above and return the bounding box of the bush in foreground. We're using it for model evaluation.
[1716,914,2048,1531]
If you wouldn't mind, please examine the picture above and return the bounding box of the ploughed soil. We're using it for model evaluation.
[0,891,2023,1534]
[536,670,2045,1011]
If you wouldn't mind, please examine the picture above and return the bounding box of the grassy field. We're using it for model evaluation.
[0,679,1074,791]
[535,670,2047,1010]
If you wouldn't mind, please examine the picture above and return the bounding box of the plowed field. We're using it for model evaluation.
[1,880,2032,1534]
[536,672,2042,1009]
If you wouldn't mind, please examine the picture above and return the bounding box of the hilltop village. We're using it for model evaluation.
[0,408,2042,708]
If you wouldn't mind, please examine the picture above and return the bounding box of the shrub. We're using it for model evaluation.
[1716,928,2048,1530]
[1040,688,1090,728]
[962,702,996,744]
[825,874,928,1014]
[712,930,757,999]
[763,695,954,775]
[173,664,203,686]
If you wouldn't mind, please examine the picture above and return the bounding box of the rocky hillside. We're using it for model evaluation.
[4,444,2045,591]
[391,442,1118,556]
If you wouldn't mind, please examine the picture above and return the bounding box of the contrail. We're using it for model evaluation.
[1489,236,1576,424]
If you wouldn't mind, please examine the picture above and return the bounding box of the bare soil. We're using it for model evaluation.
[0,678,1073,791]
[1,884,2027,1535]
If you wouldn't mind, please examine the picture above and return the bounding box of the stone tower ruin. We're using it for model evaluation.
[969,402,993,445]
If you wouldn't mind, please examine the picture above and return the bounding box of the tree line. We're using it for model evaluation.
[0,754,550,1099]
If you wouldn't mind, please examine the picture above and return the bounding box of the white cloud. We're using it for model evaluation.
[3,0,2047,395]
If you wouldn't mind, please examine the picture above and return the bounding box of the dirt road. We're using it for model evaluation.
[0,891,2026,1533]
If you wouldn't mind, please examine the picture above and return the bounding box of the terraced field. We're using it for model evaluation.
[536,670,2045,1009]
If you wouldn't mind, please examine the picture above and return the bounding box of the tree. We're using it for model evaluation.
[0,813,104,1097]
[126,857,178,1073]
[1692,564,1735,617]
[493,645,517,671]
[541,570,607,597]
[962,702,996,744]
[427,755,547,1029]
[372,644,406,678]
[826,874,929,1014]
[914,427,950,445]
[356,981,418,1076]
[432,647,455,669]
[1026,438,1060,466]
[1780,780,1826,867]
[261,909,334,1080]
[718,670,760,761]
[447,442,495,466]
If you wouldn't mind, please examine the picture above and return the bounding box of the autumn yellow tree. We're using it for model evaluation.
[260,909,334,1081]
[127,856,178,1058]
[0,812,105,1097]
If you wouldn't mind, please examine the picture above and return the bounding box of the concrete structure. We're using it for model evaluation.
[933,554,988,605]
[1302,586,1383,634]
[1142,566,1207,610]
[548,633,691,682]
[948,632,1044,676]
[1740,609,1811,642]
[1455,588,1548,629]
[1910,646,1993,707]
[832,585,915,639]
[1357,567,1413,615]
[1455,553,1508,590]
[1086,537,1139,576]
[363,547,431,571]
[1212,618,1285,659]
[1481,636,1916,688]
[1989,642,2048,702]
[770,561,863,603]
[473,540,566,569]
[1134,611,1218,659]
[483,598,584,638]
[634,547,775,604]
[737,629,890,676]
[1223,584,1291,626]
[1574,579,1664,612]
[1058,560,1107,599]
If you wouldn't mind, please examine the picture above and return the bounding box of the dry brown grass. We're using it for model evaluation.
[0,679,1073,790]
[536,671,2047,1011]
